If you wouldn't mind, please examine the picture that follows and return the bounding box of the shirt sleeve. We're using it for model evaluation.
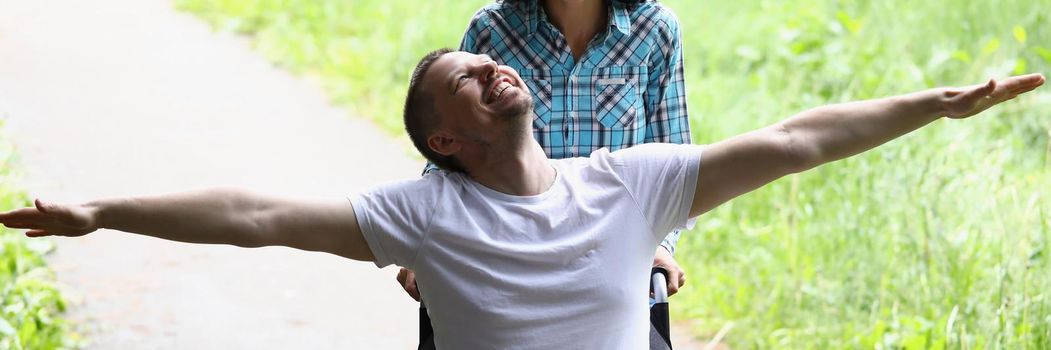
[643,8,691,145]
[349,176,443,269]
[609,143,703,240]
[658,230,681,255]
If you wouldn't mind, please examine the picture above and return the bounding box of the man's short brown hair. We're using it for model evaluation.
[403,48,466,173]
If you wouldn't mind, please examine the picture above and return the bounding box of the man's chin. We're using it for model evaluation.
[498,96,534,123]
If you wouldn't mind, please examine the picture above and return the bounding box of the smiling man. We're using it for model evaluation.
[0,49,1044,349]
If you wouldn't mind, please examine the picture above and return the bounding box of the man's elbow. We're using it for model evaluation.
[214,190,271,248]
[772,124,822,174]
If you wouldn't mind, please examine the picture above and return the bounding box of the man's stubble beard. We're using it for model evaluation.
[467,94,534,153]
[499,93,535,149]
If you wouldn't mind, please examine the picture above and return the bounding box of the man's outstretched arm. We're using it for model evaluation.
[0,188,375,261]
[689,73,1046,217]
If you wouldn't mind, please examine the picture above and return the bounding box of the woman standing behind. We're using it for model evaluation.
[401,0,692,306]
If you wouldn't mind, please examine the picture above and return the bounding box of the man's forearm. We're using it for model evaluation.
[783,89,945,170]
[90,188,273,247]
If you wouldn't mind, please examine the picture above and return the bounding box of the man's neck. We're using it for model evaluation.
[464,141,556,197]
[543,0,607,61]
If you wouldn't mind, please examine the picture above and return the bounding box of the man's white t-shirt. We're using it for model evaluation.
[351,143,702,349]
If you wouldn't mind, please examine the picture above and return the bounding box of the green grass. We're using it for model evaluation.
[176,0,1051,348]
[0,121,79,349]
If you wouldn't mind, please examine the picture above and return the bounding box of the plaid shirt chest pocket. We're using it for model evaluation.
[592,66,646,130]
[518,69,554,129]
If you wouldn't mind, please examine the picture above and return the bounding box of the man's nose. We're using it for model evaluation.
[476,60,499,84]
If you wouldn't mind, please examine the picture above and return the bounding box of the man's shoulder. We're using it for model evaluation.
[605,143,704,167]
[547,151,619,181]
[609,142,691,155]
[363,172,464,202]
[555,145,684,175]
[560,145,692,167]
[419,171,466,189]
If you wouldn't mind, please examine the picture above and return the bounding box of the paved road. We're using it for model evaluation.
[0,0,421,348]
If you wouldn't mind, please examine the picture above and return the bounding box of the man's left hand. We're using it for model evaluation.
[943,73,1045,119]
[652,246,686,296]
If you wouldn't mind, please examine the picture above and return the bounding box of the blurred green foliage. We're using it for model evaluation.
[176,0,484,132]
[0,121,79,350]
[177,0,1051,348]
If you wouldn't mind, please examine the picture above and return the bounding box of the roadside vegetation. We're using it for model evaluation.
[0,120,79,349]
[177,0,1051,347]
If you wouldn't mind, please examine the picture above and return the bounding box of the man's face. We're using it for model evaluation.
[422,52,533,145]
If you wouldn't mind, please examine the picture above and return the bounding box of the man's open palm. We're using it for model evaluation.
[0,199,98,237]
[944,73,1045,119]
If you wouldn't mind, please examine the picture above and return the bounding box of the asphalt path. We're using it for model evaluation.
[0,0,421,348]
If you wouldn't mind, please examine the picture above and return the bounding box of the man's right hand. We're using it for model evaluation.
[653,246,686,296]
[397,267,421,302]
[0,199,99,237]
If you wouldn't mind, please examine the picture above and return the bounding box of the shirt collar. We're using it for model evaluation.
[608,1,631,37]
[523,1,542,37]
[524,1,633,38]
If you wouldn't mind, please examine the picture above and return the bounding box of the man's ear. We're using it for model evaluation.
[427,130,461,157]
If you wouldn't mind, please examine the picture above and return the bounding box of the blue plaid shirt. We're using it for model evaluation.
[425,1,692,253]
